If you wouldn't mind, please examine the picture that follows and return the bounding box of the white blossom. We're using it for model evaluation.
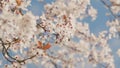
[117,49,120,57]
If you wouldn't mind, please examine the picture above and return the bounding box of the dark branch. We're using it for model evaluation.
[0,38,37,64]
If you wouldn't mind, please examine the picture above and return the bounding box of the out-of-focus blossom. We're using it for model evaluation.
[117,49,120,57]
[88,7,97,20]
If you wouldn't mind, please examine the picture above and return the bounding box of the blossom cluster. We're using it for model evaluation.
[0,0,119,68]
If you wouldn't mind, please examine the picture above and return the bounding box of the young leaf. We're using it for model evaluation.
[37,41,43,49]
[16,0,22,6]
[42,43,51,50]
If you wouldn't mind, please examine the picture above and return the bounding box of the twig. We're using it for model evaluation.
[0,38,37,64]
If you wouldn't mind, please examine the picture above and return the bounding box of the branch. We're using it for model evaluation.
[100,0,119,19]
[0,38,37,64]
[50,60,58,68]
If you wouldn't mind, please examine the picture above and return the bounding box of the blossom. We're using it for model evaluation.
[16,12,37,48]
[107,19,120,39]
[117,49,120,57]
[88,6,97,21]
[110,0,120,4]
